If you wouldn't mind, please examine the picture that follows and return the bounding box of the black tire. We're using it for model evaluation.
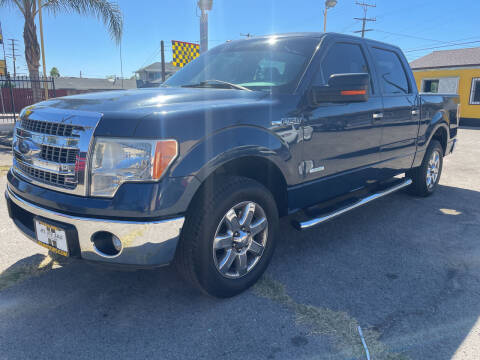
[407,139,444,197]
[175,176,279,298]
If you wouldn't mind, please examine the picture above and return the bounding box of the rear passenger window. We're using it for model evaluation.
[316,42,371,90]
[371,48,410,94]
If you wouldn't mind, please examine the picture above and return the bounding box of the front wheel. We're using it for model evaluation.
[407,139,444,197]
[175,176,279,298]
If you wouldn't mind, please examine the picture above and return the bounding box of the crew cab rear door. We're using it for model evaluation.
[299,37,383,204]
[367,45,420,172]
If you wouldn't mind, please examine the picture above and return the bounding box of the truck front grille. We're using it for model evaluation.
[15,160,76,189]
[12,109,101,196]
[41,145,79,164]
[21,118,83,137]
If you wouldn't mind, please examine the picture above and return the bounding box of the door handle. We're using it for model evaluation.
[372,112,384,119]
[411,110,419,116]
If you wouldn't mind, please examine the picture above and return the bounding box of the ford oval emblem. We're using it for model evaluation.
[18,139,30,155]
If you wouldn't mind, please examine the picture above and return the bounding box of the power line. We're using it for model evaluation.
[354,2,376,38]
[375,5,455,43]
[341,20,359,34]
[375,31,480,51]
[405,40,480,53]
[139,47,161,68]
[374,30,448,44]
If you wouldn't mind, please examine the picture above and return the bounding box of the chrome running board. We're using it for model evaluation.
[294,178,412,230]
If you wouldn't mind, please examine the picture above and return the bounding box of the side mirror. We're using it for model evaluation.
[308,73,370,106]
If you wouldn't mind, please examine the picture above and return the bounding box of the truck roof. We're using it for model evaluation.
[245,32,402,52]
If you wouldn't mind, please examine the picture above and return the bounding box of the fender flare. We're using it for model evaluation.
[171,125,292,183]
[413,110,450,167]
[424,109,450,148]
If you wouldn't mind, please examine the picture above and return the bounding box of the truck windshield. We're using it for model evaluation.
[164,37,320,93]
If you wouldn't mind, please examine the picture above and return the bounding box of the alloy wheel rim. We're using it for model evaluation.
[212,201,268,279]
[426,150,440,190]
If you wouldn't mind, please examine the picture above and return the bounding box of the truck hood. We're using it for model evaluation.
[36,87,269,114]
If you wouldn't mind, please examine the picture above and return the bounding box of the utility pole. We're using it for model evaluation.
[7,39,18,77]
[38,0,49,99]
[160,40,166,82]
[0,22,6,115]
[119,41,124,89]
[0,22,8,76]
[354,1,376,38]
[323,0,338,32]
[197,0,213,54]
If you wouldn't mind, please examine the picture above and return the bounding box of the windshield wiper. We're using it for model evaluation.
[181,79,252,91]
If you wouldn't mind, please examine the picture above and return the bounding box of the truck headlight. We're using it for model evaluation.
[90,138,178,197]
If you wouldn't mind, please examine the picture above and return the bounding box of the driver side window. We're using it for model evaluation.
[314,42,372,92]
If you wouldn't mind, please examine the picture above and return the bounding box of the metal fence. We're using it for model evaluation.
[0,75,56,123]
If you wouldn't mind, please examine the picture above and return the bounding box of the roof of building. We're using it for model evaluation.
[55,77,137,90]
[136,61,178,73]
[410,47,480,70]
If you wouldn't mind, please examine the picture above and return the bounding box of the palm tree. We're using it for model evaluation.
[49,66,60,77]
[0,0,123,102]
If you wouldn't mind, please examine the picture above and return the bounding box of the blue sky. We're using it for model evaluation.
[0,0,478,78]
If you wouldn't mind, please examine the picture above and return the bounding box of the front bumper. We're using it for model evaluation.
[5,185,184,267]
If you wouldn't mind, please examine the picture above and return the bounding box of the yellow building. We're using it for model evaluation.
[411,47,480,125]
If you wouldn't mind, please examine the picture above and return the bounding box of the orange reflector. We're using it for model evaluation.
[341,90,366,96]
[153,140,178,179]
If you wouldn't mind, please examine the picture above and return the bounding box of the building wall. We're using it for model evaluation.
[413,68,480,121]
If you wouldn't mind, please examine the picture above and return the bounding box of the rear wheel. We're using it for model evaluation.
[407,139,443,196]
[175,176,278,297]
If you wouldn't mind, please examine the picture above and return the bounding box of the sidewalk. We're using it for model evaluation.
[0,133,12,167]
[0,123,14,137]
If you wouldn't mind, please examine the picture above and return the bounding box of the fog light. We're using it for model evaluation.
[112,235,122,252]
[91,231,122,257]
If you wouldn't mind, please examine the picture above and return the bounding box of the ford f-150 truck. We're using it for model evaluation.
[5,33,459,297]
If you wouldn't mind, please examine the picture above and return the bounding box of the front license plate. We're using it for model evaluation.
[34,220,69,257]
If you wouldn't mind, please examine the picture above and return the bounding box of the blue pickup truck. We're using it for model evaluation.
[6,33,458,297]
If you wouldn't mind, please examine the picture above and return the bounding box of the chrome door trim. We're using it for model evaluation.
[309,166,325,174]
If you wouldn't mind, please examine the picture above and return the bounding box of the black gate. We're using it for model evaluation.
[0,75,56,123]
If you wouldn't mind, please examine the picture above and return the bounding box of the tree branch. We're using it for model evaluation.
[11,0,26,16]
[34,0,57,15]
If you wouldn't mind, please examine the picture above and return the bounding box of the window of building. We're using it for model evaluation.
[371,47,410,94]
[423,79,439,93]
[148,72,161,81]
[422,77,459,94]
[470,78,480,105]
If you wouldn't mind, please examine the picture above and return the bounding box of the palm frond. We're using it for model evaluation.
[42,0,123,44]
[0,0,14,8]
[0,0,27,15]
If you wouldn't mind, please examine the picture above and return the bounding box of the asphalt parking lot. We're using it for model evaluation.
[1,128,479,360]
